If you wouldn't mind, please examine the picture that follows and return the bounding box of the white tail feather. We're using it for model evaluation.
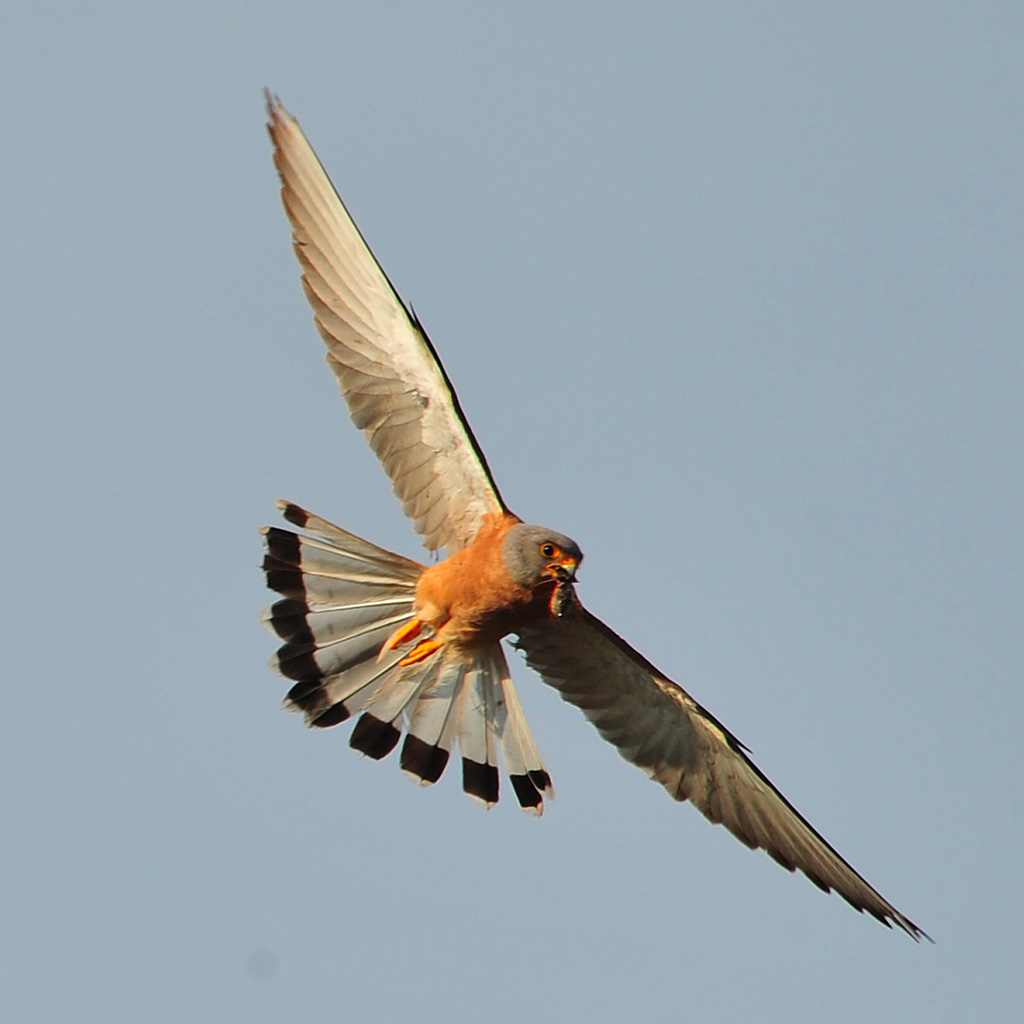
[263,502,553,811]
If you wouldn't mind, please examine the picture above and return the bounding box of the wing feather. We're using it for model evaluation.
[515,604,928,941]
[267,94,505,553]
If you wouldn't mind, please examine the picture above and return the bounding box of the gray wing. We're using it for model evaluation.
[515,604,928,941]
[267,95,506,553]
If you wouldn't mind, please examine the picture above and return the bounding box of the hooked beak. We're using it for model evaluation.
[544,558,579,585]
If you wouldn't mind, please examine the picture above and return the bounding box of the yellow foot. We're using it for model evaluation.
[399,638,444,666]
[387,618,424,650]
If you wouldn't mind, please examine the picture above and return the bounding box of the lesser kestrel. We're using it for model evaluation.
[261,96,927,940]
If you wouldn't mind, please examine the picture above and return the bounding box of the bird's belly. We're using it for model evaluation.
[415,556,553,649]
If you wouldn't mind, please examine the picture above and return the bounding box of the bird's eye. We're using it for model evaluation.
[541,543,556,558]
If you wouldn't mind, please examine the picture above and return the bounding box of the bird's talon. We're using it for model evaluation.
[387,618,423,650]
[398,638,444,666]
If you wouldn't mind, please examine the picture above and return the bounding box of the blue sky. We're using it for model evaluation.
[2,3,1021,1021]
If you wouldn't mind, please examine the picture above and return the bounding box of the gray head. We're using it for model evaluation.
[502,523,584,589]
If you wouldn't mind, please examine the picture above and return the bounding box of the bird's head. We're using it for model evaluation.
[502,523,583,590]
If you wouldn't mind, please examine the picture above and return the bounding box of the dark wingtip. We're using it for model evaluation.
[884,911,932,944]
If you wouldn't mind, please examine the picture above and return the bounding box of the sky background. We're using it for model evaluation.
[3,3,1022,1021]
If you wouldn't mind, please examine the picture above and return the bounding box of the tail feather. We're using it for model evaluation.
[292,651,406,726]
[349,713,403,759]
[261,514,419,683]
[404,657,467,748]
[364,662,433,723]
[270,607,413,680]
[267,594,415,639]
[262,502,554,812]
[455,657,501,807]
[497,663,554,812]
[400,657,466,784]
[277,501,423,574]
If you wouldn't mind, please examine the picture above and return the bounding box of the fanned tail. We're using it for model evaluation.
[262,501,553,812]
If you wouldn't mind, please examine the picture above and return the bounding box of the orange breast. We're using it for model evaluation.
[414,512,552,648]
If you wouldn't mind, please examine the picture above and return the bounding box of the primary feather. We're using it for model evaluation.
[515,606,928,940]
[267,96,505,555]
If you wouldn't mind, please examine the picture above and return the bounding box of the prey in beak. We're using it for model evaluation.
[543,556,580,618]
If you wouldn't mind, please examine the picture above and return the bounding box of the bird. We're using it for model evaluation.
[260,94,928,941]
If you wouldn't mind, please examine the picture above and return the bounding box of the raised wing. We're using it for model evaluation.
[267,95,506,553]
[515,604,928,941]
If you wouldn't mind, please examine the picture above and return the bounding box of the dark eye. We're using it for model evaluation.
[541,543,556,558]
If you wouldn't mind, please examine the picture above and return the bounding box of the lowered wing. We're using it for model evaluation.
[515,604,928,941]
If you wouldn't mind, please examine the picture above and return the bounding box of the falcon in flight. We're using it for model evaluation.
[261,95,927,940]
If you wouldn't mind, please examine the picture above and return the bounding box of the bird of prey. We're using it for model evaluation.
[260,95,927,941]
